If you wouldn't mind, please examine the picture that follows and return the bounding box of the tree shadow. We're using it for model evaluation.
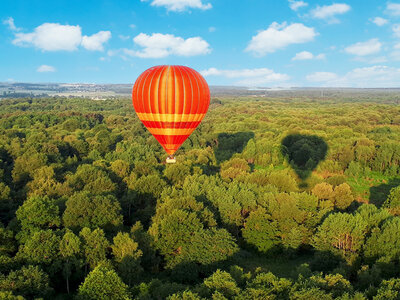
[214,132,255,163]
[369,178,400,207]
[281,134,328,181]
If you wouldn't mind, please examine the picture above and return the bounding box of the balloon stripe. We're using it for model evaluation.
[141,121,201,128]
[147,127,198,135]
[186,67,201,134]
[136,113,206,122]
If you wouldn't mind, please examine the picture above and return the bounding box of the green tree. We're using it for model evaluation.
[79,227,110,270]
[332,183,354,210]
[312,212,368,263]
[374,278,400,300]
[16,230,61,267]
[383,186,400,215]
[203,270,240,299]
[0,265,53,299]
[111,232,143,286]
[77,264,131,300]
[16,195,60,233]
[65,164,117,195]
[364,218,400,261]
[242,208,280,253]
[59,229,82,294]
[63,191,123,231]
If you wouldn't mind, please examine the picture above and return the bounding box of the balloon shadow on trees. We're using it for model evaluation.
[214,132,255,163]
[369,178,400,207]
[281,134,328,181]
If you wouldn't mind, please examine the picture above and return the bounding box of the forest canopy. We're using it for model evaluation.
[0,95,399,299]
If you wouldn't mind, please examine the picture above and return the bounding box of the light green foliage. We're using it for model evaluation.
[16,195,60,232]
[383,186,400,215]
[220,158,250,181]
[149,200,238,268]
[65,164,117,195]
[239,272,292,299]
[312,212,368,263]
[355,204,390,231]
[79,227,110,269]
[26,166,62,197]
[364,217,400,261]
[12,151,48,184]
[59,229,82,293]
[168,290,203,300]
[267,169,298,193]
[77,264,131,300]
[110,159,131,179]
[297,273,353,298]
[164,163,191,186]
[374,278,400,300]
[242,208,279,253]
[63,191,123,231]
[332,183,354,210]
[203,270,240,298]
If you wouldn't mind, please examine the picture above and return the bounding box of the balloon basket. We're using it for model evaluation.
[166,156,176,164]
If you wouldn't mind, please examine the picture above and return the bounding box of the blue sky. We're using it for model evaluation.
[2,0,400,87]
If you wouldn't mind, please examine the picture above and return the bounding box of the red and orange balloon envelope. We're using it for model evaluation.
[132,65,210,159]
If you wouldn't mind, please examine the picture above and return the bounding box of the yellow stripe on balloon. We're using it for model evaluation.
[136,113,206,122]
[147,127,196,136]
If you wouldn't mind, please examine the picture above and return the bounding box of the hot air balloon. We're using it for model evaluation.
[132,65,210,163]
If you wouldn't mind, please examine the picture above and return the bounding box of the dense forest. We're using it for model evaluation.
[0,95,400,299]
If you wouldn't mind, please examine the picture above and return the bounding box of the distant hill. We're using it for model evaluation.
[1,82,400,98]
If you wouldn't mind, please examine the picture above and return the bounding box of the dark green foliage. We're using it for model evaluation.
[63,191,123,231]
[281,134,328,180]
[0,265,53,298]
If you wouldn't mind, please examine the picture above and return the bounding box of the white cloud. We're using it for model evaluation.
[344,38,381,56]
[292,51,325,60]
[131,33,211,58]
[288,0,308,11]
[200,67,290,86]
[11,22,111,52]
[3,17,20,31]
[13,23,82,51]
[293,51,313,60]
[387,3,400,16]
[245,22,317,56]
[37,65,56,72]
[310,3,350,23]
[307,66,400,87]
[142,0,211,12]
[130,24,136,29]
[81,31,111,51]
[355,56,388,64]
[371,17,388,26]
[119,34,130,40]
[393,24,400,37]
[391,51,400,61]
[209,26,216,32]
[306,72,338,82]
[395,43,400,49]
